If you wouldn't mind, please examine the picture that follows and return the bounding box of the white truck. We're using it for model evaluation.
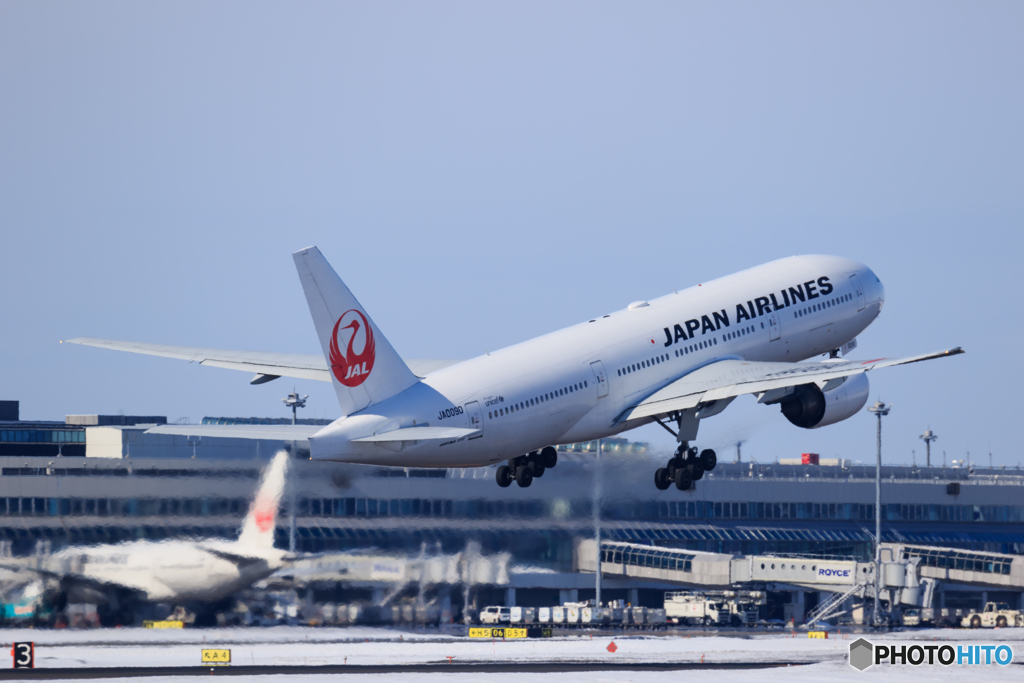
[961,602,1024,629]
[479,606,511,625]
[664,590,765,627]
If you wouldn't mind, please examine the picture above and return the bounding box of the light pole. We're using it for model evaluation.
[282,391,308,425]
[867,401,890,627]
[919,429,938,468]
[594,439,602,608]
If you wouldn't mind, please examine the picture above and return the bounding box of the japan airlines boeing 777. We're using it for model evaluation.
[67,248,962,492]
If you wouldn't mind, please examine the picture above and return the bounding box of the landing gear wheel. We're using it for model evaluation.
[515,466,534,488]
[496,465,513,488]
[541,446,558,468]
[528,460,546,478]
[674,466,692,491]
[691,461,705,481]
[655,468,671,490]
[699,449,717,471]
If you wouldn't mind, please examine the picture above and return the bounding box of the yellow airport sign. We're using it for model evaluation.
[143,620,184,629]
[468,627,552,639]
[201,649,231,665]
[808,631,828,639]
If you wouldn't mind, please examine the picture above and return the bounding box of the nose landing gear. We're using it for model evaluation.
[495,446,561,488]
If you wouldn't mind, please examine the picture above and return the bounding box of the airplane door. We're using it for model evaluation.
[850,273,866,311]
[767,311,781,341]
[590,361,609,398]
[464,401,484,439]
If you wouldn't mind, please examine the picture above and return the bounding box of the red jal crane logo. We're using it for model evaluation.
[252,496,275,532]
[329,309,376,387]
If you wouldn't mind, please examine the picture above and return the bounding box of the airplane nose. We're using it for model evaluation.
[867,269,885,309]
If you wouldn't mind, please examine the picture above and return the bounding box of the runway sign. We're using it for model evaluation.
[469,627,553,639]
[808,631,828,639]
[201,649,231,665]
[12,643,34,669]
[144,620,184,629]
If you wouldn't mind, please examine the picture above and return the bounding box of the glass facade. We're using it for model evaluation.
[0,429,85,443]
[5,493,1020,526]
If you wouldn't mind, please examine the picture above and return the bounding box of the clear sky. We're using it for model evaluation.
[1,2,1021,467]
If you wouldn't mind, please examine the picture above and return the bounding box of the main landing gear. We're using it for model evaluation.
[496,446,558,488]
[654,445,716,491]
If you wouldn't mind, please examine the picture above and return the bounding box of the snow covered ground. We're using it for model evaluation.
[31,663,1018,683]
[0,627,1019,681]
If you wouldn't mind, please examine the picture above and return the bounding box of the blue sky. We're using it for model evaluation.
[1,2,1021,466]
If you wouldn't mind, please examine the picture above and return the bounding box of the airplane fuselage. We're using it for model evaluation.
[311,255,885,466]
[48,540,286,604]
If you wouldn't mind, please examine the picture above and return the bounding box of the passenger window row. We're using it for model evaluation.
[617,352,671,377]
[673,336,717,358]
[488,380,589,419]
[724,325,754,341]
[795,292,852,319]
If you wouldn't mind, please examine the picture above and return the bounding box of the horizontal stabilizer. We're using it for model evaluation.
[143,424,321,441]
[353,426,479,442]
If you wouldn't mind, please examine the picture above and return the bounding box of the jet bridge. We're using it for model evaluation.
[579,540,1024,594]
[577,540,876,591]
[886,543,1024,591]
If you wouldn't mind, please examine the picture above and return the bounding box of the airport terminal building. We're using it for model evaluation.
[2,401,1022,618]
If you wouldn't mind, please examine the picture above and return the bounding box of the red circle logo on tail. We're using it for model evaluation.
[329,309,376,387]
[253,497,275,532]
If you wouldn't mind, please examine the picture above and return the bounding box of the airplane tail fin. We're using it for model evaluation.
[237,451,290,549]
[293,246,419,416]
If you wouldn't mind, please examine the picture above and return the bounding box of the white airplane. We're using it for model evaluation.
[67,248,962,491]
[1,452,290,620]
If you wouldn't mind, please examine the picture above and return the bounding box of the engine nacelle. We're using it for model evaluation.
[780,373,870,429]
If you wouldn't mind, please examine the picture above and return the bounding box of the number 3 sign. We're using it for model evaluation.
[12,642,34,669]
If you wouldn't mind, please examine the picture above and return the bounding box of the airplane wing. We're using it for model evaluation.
[0,561,58,581]
[200,545,279,568]
[62,337,459,381]
[618,347,964,423]
[0,561,151,599]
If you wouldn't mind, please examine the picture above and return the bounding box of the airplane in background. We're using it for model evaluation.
[67,248,963,492]
[1,451,291,624]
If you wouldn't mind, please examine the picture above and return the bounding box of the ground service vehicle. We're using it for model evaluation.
[665,590,764,626]
[479,606,511,624]
[961,602,1024,628]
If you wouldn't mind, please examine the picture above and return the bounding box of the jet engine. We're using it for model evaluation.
[779,373,870,429]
